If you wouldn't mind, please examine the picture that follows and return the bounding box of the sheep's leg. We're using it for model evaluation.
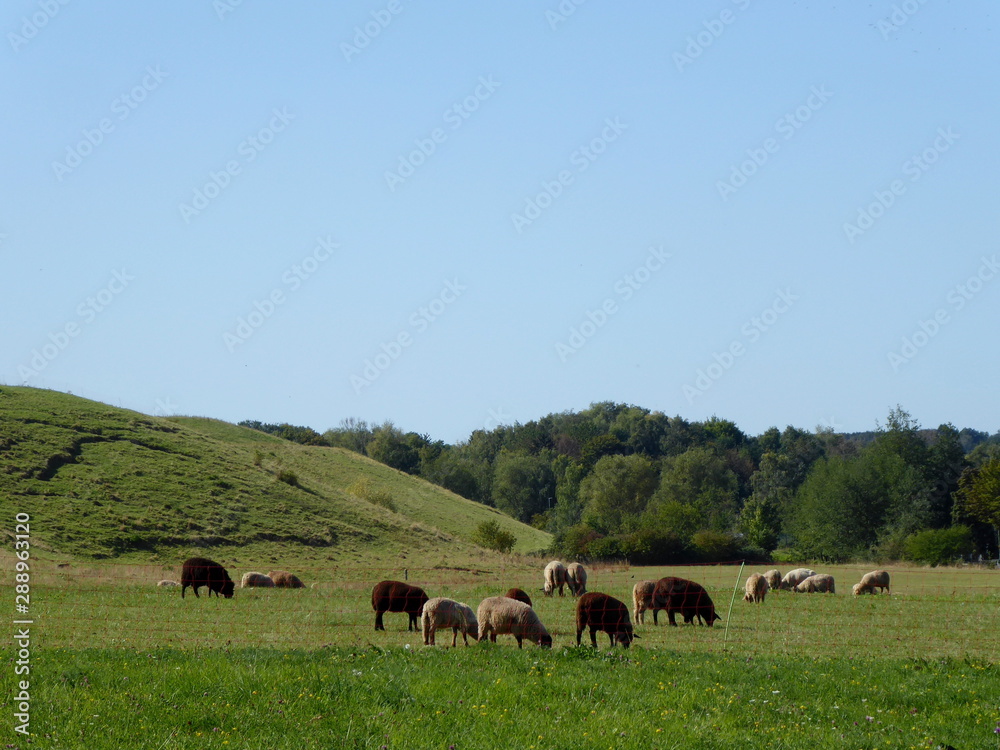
[374,611,384,631]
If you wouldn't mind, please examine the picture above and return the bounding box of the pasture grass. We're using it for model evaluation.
[7,562,1000,748]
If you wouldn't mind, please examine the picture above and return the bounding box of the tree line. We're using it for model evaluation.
[239,404,1000,565]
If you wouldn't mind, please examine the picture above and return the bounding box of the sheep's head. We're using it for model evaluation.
[222,579,235,599]
[614,627,635,648]
[542,581,554,596]
[539,633,553,649]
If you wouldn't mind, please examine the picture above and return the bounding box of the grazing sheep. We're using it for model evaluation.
[779,568,817,591]
[421,597,479,647]
[542,560,568,597]
[794,574,835,594]
[241,572,274,588]
[853,569,890,595]
[576,592,636,649]
[371,580,429,632]
[268,570,305,588]
[180,557,235,599]
[651,577,721,626]
[157,579,180,587]
[504,588,533,608]
[477,596,552,648]
[762,569,782,591]
[566,562,588,597]
[743,572,768,603]
[632,580,656,625]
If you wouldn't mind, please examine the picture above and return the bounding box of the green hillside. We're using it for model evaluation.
[0,387,551,566]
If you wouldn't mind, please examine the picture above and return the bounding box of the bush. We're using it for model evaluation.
[347,478,397,513]
[903,525,974,566]
[690,529,740,562]
[276,469,299,487]
[471,520,516,554]
[587,535,626,560]
[620,528,689,565]
[554,524,602,559]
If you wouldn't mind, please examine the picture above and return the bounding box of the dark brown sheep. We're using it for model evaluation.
[371,580,429,632]
[651,576,721,627]
[504,587,533,608]
[575,592,636,648]
[181,557,235,599]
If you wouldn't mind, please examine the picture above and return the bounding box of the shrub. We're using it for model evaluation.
[554,524,602,559]
[347,478,397,512]
[690,529,740,562]
[276,469,299,487]
[587,535,626,560]
[903,526,974,566]
[471,520,516,554]
[620,528,689,565]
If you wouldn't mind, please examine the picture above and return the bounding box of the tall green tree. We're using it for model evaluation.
[650,446,739,531]
[579,454,659,534]
[490,450,556,523]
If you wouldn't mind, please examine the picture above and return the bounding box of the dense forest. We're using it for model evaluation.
[240,404,1000,565]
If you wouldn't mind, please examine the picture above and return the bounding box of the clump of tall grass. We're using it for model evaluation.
[348,477,397,512]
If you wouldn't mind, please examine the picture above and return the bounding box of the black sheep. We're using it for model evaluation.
[371,580,429,631]
[181,557,235,599]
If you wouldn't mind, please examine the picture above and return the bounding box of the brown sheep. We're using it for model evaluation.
[181,557,235,599]
[853,569,890,595]
[632,580,657,625]
[268,570,305,588]
[371,580,429,632]
[504,588,533,607]
[576,592,636,648]
[743,572,768,603]
[651,577,721,626]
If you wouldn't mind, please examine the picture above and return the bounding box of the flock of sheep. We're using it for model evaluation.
[161,557,891,649]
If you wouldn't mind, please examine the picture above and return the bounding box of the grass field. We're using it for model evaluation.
[6,560,1000,749]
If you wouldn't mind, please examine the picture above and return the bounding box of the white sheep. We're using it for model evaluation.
[779,568,817,591]
[240,572,275,588]
[794,574,835,594]
[762,569,782,591]
[743,572,768,603]
[477,596,552,648]
[543,560,568,597]
[157,579,180,587]
[421,597,479,646]
[632,580,656,624]
[853,569,890,595]
[566,562,588,597]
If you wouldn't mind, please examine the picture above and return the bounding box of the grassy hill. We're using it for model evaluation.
[0,386,551,568]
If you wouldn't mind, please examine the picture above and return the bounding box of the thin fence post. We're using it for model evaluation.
[723,560,745,652]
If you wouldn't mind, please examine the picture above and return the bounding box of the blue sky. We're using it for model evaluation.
[2,1,997,443]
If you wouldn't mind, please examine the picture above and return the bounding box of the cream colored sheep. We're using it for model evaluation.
[241,572,275,588]
[853,569,890,595]
[157,579,180,587]
[477,596,552,648]
[543,560,568,597]
[566,562,588,597]
[794,574,835,594]
[762,569,782,591]
[743,572,768,603]
[632,581,656,624]
[421,597,479,647]
[779,568,816,590]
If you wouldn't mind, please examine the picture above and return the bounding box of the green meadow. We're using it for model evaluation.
[3,387,1000,748]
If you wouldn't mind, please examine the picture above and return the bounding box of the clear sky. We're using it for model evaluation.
[2,1,997,443]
